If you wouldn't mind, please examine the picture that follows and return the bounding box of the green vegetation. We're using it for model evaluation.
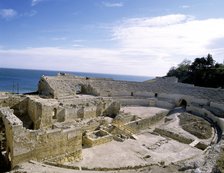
[179,112,212,139]
[167,54,224,88]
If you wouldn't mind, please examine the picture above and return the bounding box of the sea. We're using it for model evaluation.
[0,68,153,94]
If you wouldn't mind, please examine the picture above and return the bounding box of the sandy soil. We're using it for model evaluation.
[67,130,202,170]
[120,107,168,119]
[11,161,180,173]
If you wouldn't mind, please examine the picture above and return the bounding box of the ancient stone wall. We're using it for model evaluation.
[122,111,168,133]
[38,75,224,103]
[0,107,82,168]
[117,98,151,106]
[27,96,59,129]
[210,102,224,112]
[82,130,113,147]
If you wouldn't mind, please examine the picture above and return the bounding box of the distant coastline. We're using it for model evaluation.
[0,68,153,93]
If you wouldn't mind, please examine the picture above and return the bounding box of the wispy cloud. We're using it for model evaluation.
[72,44,83,47]
[31,0,44,6]
[112,14,224,64]
[102,1,123,7]
[51,37,67,41]
[72,39,85,43]
[22,10,37,17]
[0,9,36,20]
[0,47,127,75]
[72,40,85,47]
[181,5,190,9]
[0,9,17,20]
[119,14,193,27]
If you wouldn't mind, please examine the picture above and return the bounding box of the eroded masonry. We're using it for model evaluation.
[0,74,224,173]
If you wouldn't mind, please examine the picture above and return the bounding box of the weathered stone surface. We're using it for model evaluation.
[0,74,224,172]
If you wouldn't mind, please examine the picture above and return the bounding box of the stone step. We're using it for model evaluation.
[189,139,200,147]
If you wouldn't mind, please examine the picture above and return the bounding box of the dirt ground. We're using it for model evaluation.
[179,112,213,139]
[120,106,168,119]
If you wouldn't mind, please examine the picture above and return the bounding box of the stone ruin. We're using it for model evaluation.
[0,74,224,172]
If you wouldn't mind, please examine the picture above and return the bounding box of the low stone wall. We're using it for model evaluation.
[156,100,175,109]
[154,128,194,144]
[210,102,224,112]
[117,95,176,109]
[117,98,150,106]
[123,111,168,133]
[83,130,113,147]
[113,114,139,125]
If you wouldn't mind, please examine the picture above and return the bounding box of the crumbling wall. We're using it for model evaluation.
[82,130,113,147]
[0,94,24,108]
[102,101,120,118]
[81,84,99,96]
[0,107,22,166]
[27,96,59,129]
[123,111,168,133]
[0,107,82,168]
[54,99,120,122]
[38,77,55,98]
[12,127,82,166]
[154,128,194,144]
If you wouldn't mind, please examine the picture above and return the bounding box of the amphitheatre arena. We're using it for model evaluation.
[0,74,224,173]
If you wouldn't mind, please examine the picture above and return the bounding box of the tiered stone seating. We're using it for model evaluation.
[40,75,224,103]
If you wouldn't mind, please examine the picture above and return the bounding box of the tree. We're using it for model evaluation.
[191,57,207,70]
[166,54,224,88]
[206,54,214,67]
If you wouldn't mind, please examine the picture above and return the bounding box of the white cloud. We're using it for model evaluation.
[72,39,85,43]
[22,10,37,17]
[102,2,123,7]
[0,47,128,75]
[1,14,224,77]
[112,14,224,67]
[181,5,190,9]
[0,47,167,76]
[0,9,17,20]
[51,37,67,41]
[72,44,82,47]
[119,14,193,27]
[0,9,36,20]
[31,0,44,6]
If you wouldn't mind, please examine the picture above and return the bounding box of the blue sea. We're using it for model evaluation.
[0,68,153,93]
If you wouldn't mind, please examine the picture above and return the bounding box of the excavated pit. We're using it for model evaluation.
[43,106,218,171]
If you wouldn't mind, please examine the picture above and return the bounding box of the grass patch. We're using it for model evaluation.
[179,112,212,139]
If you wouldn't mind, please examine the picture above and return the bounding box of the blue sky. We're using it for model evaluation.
[0,0,224,76]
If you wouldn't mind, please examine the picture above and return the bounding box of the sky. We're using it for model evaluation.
[0,0,224,76]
